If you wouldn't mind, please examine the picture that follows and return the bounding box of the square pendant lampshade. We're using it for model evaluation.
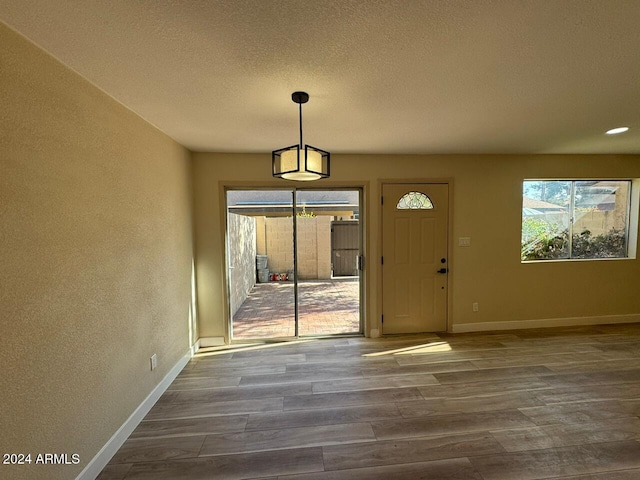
[272,144,330,181]
[272,91,330,181]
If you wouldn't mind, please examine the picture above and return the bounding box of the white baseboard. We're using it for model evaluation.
[199,336,226,348]
[191,339,201,356]
[451,313,640,333]
[76,350,192,480]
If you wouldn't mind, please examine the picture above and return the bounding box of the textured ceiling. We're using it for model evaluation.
[1,0,639,154]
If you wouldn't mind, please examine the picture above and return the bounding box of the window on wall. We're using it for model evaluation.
[396,191,434,210]
[521,180,631,261]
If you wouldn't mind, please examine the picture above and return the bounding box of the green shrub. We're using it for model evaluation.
[571,228,626,259]
[521,218,568,260]
[521,220,627,260]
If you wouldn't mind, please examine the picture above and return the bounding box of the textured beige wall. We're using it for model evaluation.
[193,152,640,340]
[0,23,194,480]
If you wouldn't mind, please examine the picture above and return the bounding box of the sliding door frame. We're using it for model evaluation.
[221,182,367,343]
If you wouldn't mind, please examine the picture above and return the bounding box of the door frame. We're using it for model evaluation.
[378,179,455,334]
[221,182,368,343]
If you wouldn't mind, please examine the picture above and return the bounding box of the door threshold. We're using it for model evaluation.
[230,332,364,344]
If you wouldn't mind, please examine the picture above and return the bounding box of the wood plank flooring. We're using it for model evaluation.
[98,323,640,480]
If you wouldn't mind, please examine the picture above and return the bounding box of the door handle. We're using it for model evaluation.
[437,268,448,274]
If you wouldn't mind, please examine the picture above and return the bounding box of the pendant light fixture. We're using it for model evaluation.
[272,91,330,181]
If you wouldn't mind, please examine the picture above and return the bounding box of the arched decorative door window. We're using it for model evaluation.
[396,191,434,210]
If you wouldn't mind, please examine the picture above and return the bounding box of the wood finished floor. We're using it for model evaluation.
[98,323,640,480]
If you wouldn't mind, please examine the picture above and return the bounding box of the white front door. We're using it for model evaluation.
[382,183,449,333]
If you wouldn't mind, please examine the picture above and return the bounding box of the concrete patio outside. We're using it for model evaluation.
[231,278,360,338]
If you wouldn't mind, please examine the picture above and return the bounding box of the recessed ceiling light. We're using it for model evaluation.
[605,127,629,135]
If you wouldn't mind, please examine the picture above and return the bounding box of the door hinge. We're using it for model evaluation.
[381,315,384,323]
[381,196,384,205]
[357,255,364,270]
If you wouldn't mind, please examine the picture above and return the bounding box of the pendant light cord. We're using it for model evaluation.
[299,101,303,148]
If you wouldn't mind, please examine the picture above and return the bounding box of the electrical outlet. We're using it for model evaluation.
[472,302,479,312]
[150,354,157,371]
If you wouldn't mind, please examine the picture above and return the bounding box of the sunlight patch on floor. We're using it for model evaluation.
[194,339,317,358]
[363,341,452,357]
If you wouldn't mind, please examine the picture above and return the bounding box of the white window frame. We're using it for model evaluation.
[521,179,637,262]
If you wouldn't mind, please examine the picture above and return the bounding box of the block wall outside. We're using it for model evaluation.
[255,216,267,255]
[265,216,332,279]
[315,216,332,278]
[228,213,257,315]
[265,217,294,275]
[574,210,626,236]
[573,184,630,236]
[297,217,318,279]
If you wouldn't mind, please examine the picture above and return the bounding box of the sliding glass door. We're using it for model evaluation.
[295,190,361,336]
[226,188,362,340]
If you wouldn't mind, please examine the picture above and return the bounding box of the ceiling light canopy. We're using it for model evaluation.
[272,92,330,181]
[605,126,629,135]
